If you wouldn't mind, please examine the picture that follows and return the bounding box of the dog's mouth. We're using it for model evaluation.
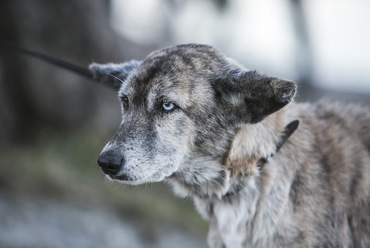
[104,173,144,185]
[100,168,136,183]
[102,168,174,185]
[107,173,133,182]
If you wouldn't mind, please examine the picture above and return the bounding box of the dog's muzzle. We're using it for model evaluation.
[97,150,128,180]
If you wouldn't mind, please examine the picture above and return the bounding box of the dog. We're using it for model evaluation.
[19,42,368,248]
[90,44,370,248]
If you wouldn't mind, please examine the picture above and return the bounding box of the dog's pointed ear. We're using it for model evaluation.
[88,60,141,91]
[214,69,296,124]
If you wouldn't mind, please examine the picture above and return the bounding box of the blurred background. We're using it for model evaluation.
[0,0,369,247]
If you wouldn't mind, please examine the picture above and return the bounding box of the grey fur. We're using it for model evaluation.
[94,44,370,248]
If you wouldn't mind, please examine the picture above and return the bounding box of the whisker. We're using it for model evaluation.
[107,72,125,85]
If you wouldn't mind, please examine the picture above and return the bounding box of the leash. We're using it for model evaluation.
[0,40,94,80]
[256,119,300,170]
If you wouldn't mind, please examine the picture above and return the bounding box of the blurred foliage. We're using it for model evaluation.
[0,128,208,236]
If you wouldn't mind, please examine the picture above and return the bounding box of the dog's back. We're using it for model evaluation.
[281,101,370,247]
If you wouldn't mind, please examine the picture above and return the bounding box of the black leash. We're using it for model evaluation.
[0,40,94,80]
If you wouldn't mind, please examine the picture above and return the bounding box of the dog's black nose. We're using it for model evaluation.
[97,150,123,177]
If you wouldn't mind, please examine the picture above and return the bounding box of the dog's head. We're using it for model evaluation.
[90,44,296,186]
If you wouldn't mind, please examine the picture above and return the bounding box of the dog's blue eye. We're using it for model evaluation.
[162,101,175,111]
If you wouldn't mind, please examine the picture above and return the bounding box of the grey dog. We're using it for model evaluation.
[18,43,370,248]
[91,44,370,248]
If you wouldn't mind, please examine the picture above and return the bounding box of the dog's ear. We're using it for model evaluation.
[89,60,141,91]
[214,69,296,124]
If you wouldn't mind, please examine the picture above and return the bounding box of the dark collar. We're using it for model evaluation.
[256,120,299,170]
[223,120,299,199]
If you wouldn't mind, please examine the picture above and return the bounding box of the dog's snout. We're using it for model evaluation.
[97,150,124,177]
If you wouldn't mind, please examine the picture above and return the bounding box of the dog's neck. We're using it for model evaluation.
[225,109,287,177]
[168,108,297,200]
